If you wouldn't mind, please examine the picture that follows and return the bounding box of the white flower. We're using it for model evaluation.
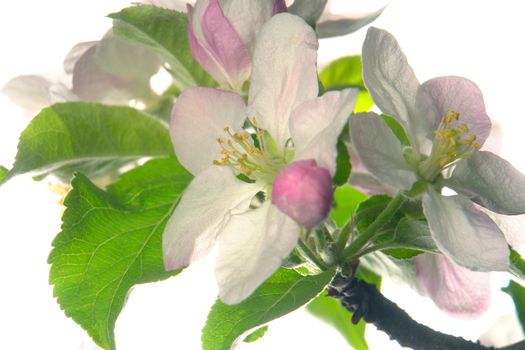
[162,13,357,304]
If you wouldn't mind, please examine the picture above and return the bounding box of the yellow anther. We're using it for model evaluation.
[457,124,469,134]
[473,143,481,149]
[251,117,257,126]
[256,130,263,137]
[442,111,460,124]
[248,146,255,154]
[217,138,224,144]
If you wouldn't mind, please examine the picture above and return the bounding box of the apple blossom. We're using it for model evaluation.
[187,0,286,92]
[350,27,525,315]
[3,30,162,117]
[163,13,357,304]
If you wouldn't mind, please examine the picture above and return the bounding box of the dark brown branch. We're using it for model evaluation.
[327,273,525,350]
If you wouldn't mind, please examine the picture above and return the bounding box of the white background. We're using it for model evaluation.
[1,0,525,349]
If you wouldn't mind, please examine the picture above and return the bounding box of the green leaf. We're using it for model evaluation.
[333,123,351,186]
[381,114,410,146]
[320,56,374,112]
[202,268,335,350]
[4,102,173,183]
[49,158,192,350]
[503,280,525,333]
[331,185,368,227]
[288,0,327,27]
[0,166,8,184]
[243,326,269,343]
[509,247,525,281]
[307,291,368,350]
[109,5,215,89]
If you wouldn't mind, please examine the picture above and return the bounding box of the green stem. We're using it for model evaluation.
[342,192,405,260]
[336,220,353,257]
[297,239,329,271]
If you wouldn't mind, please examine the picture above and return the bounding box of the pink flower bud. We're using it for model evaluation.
[271,159,333,229]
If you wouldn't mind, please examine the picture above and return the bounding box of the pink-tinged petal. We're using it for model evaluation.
[170,87,246,175]
[317,7,385,39]
[163,166,261,271]
[415,253,491,319]
[290,89,358,176]
[2,75,53,117]
[422,188,509,272]
[215,202,299,304]
[63,41,97,74]
[350,113,417,190]
[272,159,333,228]
[362,27,420,142]
[219,0,277,55]
[71,45,132,103]
[447,151,525,215]
[248,13,318,149]
[189,0,251,91]
[419,76,492,147]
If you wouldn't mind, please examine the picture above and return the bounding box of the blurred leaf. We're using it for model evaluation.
[331,185,368,227]
[307,291,368,350]
[243,326,269,343]
[320,56,373,112]
[109,5,215,89]
[320,56,365,90]
[289,0,327,27]
[0,166,8,184]
[202,268,334,350]
[4,102,173,184]
[49,158,192,350]
[333,124,351,186]
[503,280,525,333]
[356,265,382,287]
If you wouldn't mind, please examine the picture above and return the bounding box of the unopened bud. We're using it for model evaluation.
[271,159,333,228]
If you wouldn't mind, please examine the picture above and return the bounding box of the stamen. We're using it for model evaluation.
[418,111,481,181]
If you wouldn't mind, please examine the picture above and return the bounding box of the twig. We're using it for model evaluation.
[327,273,525,350]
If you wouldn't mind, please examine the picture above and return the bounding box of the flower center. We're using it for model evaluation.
[213,118,286,182]
[418,111,481,181]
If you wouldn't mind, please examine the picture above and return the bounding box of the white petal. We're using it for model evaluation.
[219,0,274,54]
[362,27,420,141]
[2,75,53,117]
[350,113,416,190]
[290,89,358,176]
[415,253,491,319]
[247,13,318,149]
[317,7,385,38]
[481,211,525,257]
[170,87,246,175]
[215,202,299,304]
[447,151,525,215]
[422,189,509,272]
[163,166,261,271]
